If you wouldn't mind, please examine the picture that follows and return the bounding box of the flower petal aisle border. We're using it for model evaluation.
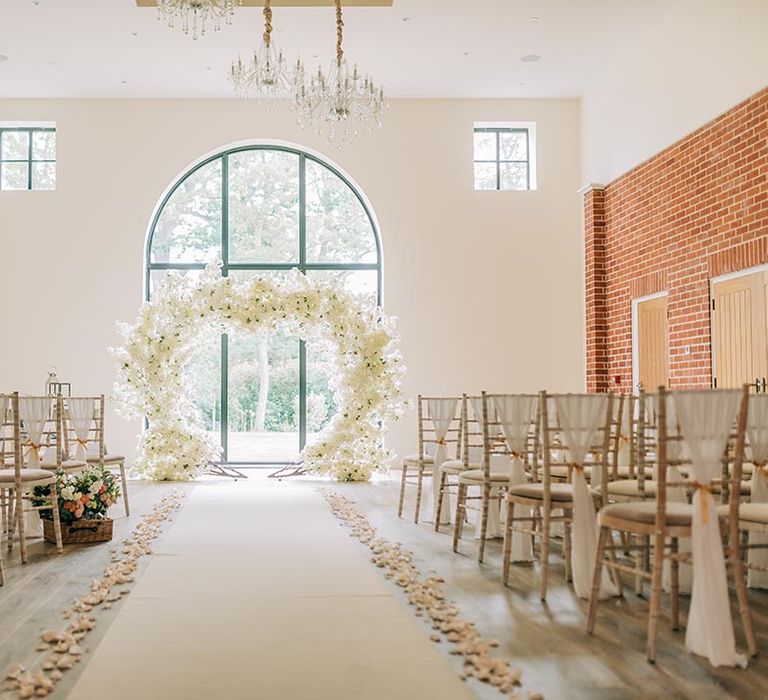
[320,489,543,700]
[112,263,405,482]
[3,489,187,699]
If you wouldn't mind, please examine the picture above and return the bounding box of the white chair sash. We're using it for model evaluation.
[427,398,458,525]
[673,389,746,668]
[19,397,51,468]
[68,398,96,461]
[491,395,537,457]
[746,395,768,589]
[554,394,618,600]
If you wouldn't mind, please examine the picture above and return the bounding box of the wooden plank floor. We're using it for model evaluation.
[1,474,768,699]
[0,481,181,700]
[334,475,768,700]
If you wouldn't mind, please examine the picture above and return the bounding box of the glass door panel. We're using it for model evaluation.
[183,325,223,456]
[227,327,300,463]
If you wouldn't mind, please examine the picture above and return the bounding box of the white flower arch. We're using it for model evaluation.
[113,263,405,481]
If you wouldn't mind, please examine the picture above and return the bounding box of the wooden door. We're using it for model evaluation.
[636,295,669,391]
[712,271,768,389]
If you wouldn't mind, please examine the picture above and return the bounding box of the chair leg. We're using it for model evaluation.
[730,528,758,656]
[587,525,609,634]
[502,501,514,586]
[434,471,447,532]
[478,483,490,563]
[605,531,624,597]
[646,530,665,664]
[670,538,680,631]
[16,488,27,565]
[414,467,425,525]
[49,483,63,554]
[452,484,466,553]
[119,461,130,516]
[397,464,407,519]
[563,520,573,582]
[539,503,551,601]
[6,489,15,554]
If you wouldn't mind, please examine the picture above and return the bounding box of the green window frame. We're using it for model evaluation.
[145,144,383,466]
[0,127,56,191]
[473,126,531,191]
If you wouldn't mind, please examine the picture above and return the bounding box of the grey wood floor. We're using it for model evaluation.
[1,474,767,700]
[0,481,181,700]
[334,476,768,700]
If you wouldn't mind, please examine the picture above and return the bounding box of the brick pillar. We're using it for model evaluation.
[583,185,608,393]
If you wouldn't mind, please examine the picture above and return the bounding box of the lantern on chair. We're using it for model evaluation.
[45,367,71,397]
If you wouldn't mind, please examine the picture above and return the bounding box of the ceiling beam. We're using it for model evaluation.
[136,1,393,7]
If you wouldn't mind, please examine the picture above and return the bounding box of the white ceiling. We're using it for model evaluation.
[0,0,676,99]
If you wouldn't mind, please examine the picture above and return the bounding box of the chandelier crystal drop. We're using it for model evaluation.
[230,0,291,99]
[293,0,386,146]
[157,0,240,40]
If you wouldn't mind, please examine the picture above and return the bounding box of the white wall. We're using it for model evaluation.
[0,97,583,468]
[581,0,768,184]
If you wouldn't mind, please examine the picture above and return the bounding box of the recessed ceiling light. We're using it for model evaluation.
[205,66,212,71]
[401,16,410,22]
[463,51,470,56]
[521,54,542,63]
[0,55,8,63]
[131,31,139,37]
[121,80,128,85]
[529,16,539,21]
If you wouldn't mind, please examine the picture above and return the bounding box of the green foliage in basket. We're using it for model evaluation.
[33,465,121,523]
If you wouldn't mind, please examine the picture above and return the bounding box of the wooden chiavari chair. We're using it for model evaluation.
[452,392,523,563]
[434,394,483,531]
[0,394,63,564]
[67,395,129,516]
[503,391,614,600]
[398,395,462,524]
[587,385,756,663]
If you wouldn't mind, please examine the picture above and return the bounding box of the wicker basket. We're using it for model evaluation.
[43,517,114,544]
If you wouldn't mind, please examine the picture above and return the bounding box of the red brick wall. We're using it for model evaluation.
[584,86,768,393]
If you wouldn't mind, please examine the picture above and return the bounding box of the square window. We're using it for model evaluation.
[0,126,56,191]
[473,123,536,191]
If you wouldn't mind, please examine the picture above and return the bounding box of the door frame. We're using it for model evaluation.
[710,262,768,389]
[631,290,669,393]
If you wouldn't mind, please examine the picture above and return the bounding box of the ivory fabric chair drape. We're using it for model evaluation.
[19,397,50,468]
[746,394,768,589]
[492,395,537,560]
[673,389,746,668]
[427,398,458,526]
[68,398,96,462]
[555,394,618,600]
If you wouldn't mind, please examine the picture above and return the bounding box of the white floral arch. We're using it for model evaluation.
[113,263,405,482]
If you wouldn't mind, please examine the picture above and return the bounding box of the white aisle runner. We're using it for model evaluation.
[67,480,472,700]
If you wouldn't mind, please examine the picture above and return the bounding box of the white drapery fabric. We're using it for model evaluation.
[19,397,50,468]
[746,394,768,589]
[427,398,458,525]
[492,395,536,559]
[673,389,746,668]
[68,398,96,462]
[554,394,618,600]
[472,453,512,539]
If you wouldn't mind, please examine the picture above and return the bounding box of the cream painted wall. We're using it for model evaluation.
[581,0,768,184]
[0,97,583,468]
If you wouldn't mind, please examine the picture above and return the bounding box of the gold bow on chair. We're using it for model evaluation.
[691,481,713,524]
[23,441,42,462]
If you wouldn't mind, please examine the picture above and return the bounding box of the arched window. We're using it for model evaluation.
[146,144,382,465]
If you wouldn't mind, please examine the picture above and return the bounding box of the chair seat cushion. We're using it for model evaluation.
[536,465,584,479]
[402,453,434,466]
[508,483,579,502]
[458,469,511,484]
[614,465,654,478]
[87,454,125,465]
[0,468,54,483]
[602,479,658,497]
[599,501,693,527]
[717,503,768,524]
[41,459,87,471]
[440,459,479,474]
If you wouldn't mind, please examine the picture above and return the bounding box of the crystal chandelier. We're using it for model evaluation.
[157,0,240,40]
[230,0,290,99]
[293,0,386,146]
